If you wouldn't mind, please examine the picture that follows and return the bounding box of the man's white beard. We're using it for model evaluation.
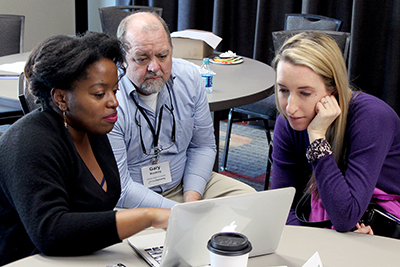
[140,78,165,95]
[139,71,166,95]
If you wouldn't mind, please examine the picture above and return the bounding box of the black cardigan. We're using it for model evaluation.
[0,109,121,265]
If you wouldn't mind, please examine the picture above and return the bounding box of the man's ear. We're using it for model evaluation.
[51,88,67,111]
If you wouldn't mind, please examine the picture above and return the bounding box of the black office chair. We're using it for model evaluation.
[99,5,163,38]
[0,14,25,57]
[284,13,342,31]
[272,30,351,63]
[221,93,275,190]
[18,72,40,114]
[222,16,344,191]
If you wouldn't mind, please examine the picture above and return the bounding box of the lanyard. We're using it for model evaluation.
[130,84,175,160]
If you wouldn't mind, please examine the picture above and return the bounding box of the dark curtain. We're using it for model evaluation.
[116,0,400,116]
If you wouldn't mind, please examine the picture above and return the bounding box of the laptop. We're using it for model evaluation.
[128,187,295,267]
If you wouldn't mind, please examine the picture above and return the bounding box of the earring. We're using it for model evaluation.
[58,103,68,129]
[63,110,68,129]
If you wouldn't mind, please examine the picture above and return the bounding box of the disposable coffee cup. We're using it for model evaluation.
[207,232,252,267]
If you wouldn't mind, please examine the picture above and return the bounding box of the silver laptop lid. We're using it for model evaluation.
[160,187,295,267]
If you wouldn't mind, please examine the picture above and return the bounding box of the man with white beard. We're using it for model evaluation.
[108,11,255,209]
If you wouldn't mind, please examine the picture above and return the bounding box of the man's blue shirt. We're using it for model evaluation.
[108,58,216,208]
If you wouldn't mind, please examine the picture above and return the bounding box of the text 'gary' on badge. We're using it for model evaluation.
[141,161,172,187]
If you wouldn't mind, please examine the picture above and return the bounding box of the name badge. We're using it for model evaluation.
[141,161,172,188]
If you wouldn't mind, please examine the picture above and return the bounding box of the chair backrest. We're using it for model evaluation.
[272,30,351,63]
[99,5,163,38]
[18,72,40,114]
[0,14,25,57]
[285,13,342,31]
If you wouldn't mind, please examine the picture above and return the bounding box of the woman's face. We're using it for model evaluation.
[276,61,330,131]
[65,58,119,135]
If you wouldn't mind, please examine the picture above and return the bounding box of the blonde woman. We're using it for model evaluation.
[270,32,400,236]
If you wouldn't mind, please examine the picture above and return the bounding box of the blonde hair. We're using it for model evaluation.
[272,32,353,178]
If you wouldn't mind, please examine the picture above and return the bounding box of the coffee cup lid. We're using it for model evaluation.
[207,232,252,256]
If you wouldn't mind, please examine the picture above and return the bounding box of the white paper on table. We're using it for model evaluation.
[171,29,222,49]
[0,61,25,74]
[302,251,323,267]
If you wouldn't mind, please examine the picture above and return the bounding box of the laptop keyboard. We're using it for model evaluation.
[145,246,164,264]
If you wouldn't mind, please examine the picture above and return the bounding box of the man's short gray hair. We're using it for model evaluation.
[117,11,172,52]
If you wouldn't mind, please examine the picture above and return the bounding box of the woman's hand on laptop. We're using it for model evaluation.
[151,208,170,231]
[116,208,171,239]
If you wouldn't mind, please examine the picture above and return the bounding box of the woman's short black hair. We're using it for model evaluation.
[26,31,125,109]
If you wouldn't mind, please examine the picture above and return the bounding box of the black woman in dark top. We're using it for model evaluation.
[0,32,170,266]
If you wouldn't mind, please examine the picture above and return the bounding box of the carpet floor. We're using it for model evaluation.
[218,121,272,191]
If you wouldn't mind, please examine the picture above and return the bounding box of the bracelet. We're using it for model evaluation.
[306,138,333,163]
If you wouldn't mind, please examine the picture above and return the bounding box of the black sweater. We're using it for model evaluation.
[0,109,121,265]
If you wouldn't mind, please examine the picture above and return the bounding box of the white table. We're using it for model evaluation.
[251,225,400,266]
[0,52,27,98]
[5,225,400,267]
[192,55,275,112]
[0,52,28,124]
[188,55,275,170]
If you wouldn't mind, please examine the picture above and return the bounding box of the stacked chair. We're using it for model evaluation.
[0,14,25,57]
[18,72,40,114]
[99,5,163,38]
[284,13,341,31]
